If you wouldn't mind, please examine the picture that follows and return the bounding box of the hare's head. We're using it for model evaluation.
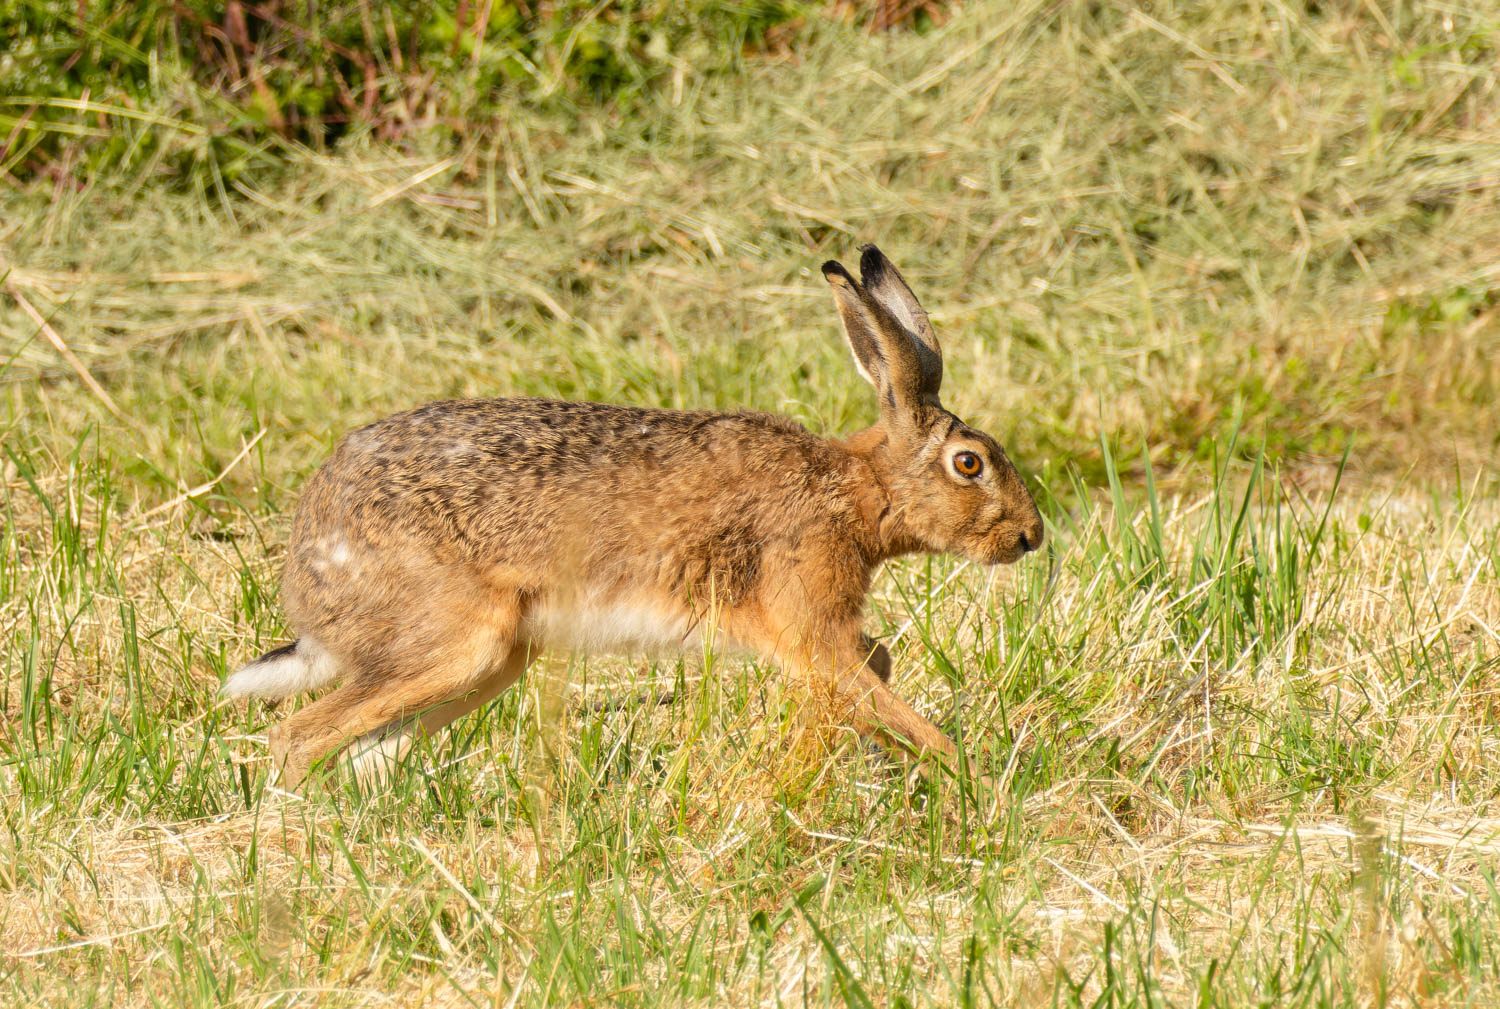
[823,246,1044,566]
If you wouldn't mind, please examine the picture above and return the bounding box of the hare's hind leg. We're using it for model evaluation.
[268,601,523,793]
[269,638,511,793]
[346,640,536,787]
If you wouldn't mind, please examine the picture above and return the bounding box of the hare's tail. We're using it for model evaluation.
[222,638,338,698]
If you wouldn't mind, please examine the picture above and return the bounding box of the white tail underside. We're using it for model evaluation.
[221,638,339,698]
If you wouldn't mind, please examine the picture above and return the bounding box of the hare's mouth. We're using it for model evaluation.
[976,528,1038,566]
[984,545,1028,566]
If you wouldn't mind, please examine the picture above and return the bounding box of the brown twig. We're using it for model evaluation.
[8,286,133,426]
[136,427,268,522]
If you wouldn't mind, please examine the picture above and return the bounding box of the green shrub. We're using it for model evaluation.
[0,0,804,185]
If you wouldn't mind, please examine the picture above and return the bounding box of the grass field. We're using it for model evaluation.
[4,2,1500,1005]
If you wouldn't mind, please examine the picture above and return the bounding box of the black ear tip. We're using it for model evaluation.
[858,244,889,280]
[821,260,853,283]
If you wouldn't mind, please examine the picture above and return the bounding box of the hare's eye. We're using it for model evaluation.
[953,451,983,477]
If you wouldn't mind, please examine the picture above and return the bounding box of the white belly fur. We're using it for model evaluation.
[521,599,710,656]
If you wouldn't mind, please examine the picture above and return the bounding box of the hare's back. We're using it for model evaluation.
[289,396,845,560]
[321,396,821,481]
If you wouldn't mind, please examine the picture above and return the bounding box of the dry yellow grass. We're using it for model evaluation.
[3,457,1498,1003]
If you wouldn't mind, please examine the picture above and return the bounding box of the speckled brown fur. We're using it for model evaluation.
[227,246,1045,791]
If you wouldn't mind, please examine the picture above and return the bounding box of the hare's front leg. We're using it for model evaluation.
[860,632,892,683]
[731,604,958,764]
[828,649,958,760]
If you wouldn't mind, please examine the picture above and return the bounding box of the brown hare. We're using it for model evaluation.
[224,246,1045,792]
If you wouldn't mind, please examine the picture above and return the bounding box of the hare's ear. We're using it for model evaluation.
[822,258,935,418]
[858,245,941,400]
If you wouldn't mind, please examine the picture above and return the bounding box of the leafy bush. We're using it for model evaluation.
[0,0,804,185]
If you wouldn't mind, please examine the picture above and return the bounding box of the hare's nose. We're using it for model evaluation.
[1019,520,1044,553]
